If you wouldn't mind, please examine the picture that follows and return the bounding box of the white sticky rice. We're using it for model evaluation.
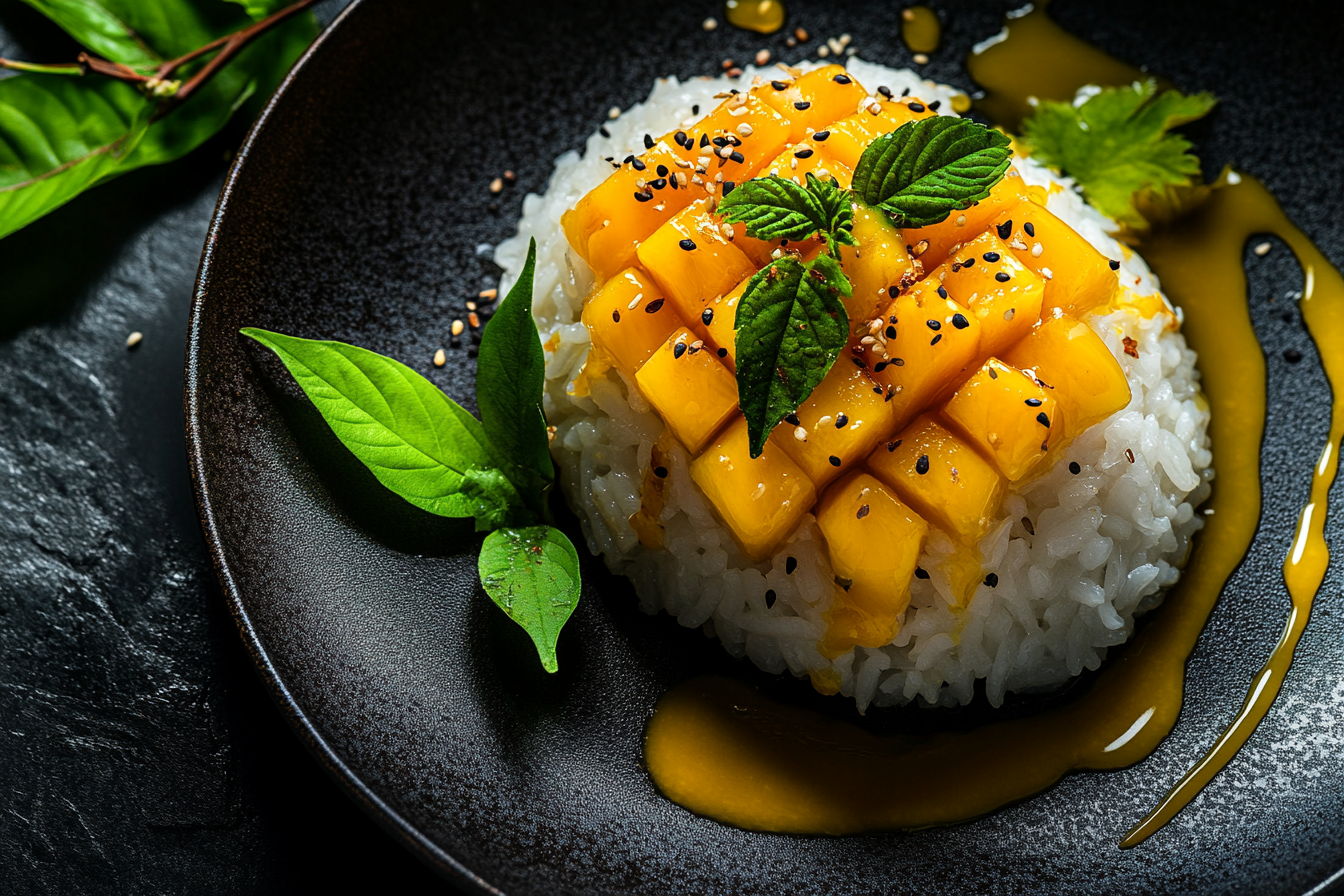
[495,60,1213,711]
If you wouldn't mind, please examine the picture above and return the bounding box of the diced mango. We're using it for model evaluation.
[838,202,917,328]
[931,230,1044,358]
[815,472,928,652]
[761,142,854,189]
[902,167,1033,270]
[752,64,870,143]
[771,361,899,486]
[868,277,982,431]
[867,413,1006,544]
[690,417,817,561]
[940,359,1056,481]
[688,273,748,371]
[992,201,1120,316]
[562,142,698,281]
[1001,316,1132,444]
[635,327,739,454]
[580,266,681,376]
[821,98,937,171]
[665,93,793,187]
[637,200,757,325]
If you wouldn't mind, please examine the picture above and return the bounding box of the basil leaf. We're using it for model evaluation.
[476,238,554,513]
[805,172,856,256]
[852,117,1013,228]
[717,175,829,243]
[734,256,850,457]
[478,525,581,673]
[241,327,525,531]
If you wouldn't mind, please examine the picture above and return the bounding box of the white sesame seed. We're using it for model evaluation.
[1041,267,1054,280]
[433,348,446,367]
[452,319,465,336]
[1003,308,1015,321]
[794,426,808,441]
[489,177,503,193]
[703,16,718,30]
[628,294,643,310]
[913,53,929,64]
[1254,241,1272,256]
[736,122,754,137]
[755,49,771,65]
[817,415,833,427]
[955,214,966,226]
[1031,241,1043,257]
[818,46,830,57]
[125,331,143,348]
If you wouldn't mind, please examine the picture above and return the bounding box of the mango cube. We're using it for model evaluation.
[581,266,680,376]
[665,93,793,186]
[1001,316,1132,444]
[771,360,899,486]
[635,327,739,454]
[815,472,928,652]
[690,417,817,561]
[941,359,1056,481]
[992,201,1120,316]
[902,167,1033,270]
[932,231,1044,358]
[687,273,748,371]
[751,64,871,143]
[868,277,982,431]
[838,202,917,328]
[637,200,757,325]
[867,413,1006,544]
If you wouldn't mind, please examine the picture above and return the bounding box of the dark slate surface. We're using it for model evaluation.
[4,0,1344,894]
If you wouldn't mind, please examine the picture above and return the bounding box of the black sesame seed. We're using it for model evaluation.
[650,177,667,189]
[857,503,871,519]
[937,286,948,299]
[901,87,911,97]
[764,589,777,608]
[1024,222,1036,237]
[1022,517,1035,535]
[675,130,688,146]
[1109,259,1121,270]
[785,413,801,426]
[1036,411,1051,428]
[1025,397,1042,407]
[890,315,898,324]
[908,102,925,112]
[995,271,1011,282]
[952,314,969,329]
[893,358,905,366]
[612,309,621,322]
[951,263,962,274]
[622,154,635,164]
[699,133,710,148]
[717,347,728,357]
[772,79,790,90]
[814,130,830,141]
[634,191,653,202]
[885,325,897,339]
[914,566,930,579]
[834,74,852,84]
[656,164,669,177]
[723,181,736,196]
[679,238,696,251]
[645,298,664,313]
[631,158,646,171]
[852,357,866,368]
[712,136,728,147]
[928,100,942,111]
[701,308,714,325]
[1069,461,1081,475]
[643,134,654,149]
[673,342,687,359]
[930,333,942,345]
[654,465,669,478]
[692,104,700,114]
[984,573,999,588]
[926,319,941,330]
[988,367,998,379]
[786,556,798,575]
[795,148,815,159]
[996,220,1013,239]
[915,454,930,475]
[983,252,1001,262]
[835,413,848,428]
[729,150,745,163]
[668,176,679,190]
[878,85,893,98]
[887,439,902,452]
[874,361,888,373]
[599,126,611,137]
[962,257,976,268]
[794,101,812,110]
[1284,348,1303,363]
[829,455,842,467]
[873,385,884,395]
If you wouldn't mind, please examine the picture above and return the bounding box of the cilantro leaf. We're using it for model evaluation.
[734,255,850,457]
[717,175,829,243]
[852,117,1013,227]
[1020,79,1216,230]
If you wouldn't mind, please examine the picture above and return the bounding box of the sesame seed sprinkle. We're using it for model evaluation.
[915,454,930,474]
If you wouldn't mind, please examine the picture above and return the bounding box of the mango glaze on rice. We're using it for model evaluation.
[496,58,1212,711]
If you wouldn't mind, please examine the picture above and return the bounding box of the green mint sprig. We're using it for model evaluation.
[243,239,582,673]
[717,117,1012,457]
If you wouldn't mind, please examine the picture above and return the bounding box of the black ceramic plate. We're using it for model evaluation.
[186,1,1344,893]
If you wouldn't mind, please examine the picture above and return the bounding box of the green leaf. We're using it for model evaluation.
[241,327,526,531]
[1019,80,1217,230]
[476,238,554,513]
[478,526,582,673]
[224,0,288,19]
[717,175,829,243]
[16,0,162,69]
[805,172,855,255]
[852,117,1013,228]
[734,256,850,457]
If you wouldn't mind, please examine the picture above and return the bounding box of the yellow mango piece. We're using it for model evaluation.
[838,202,917,330]
[752,64,870,143]
[940,358,1056,481]
[665,93,793,188]
[902,166,1033,270]
[932,230,1045,358]
[636,327,739,454]
[562,142,698,282]
[761,141,854,189]
[820,98,937,171]
[690,417,817,562]
[687,274,747,372]
[815,472,928,652]
[581,266,681,376]
[771,361,899,487]
[1001,316,1132,444]
[992,201,1120,316]
[637,200,757,325]
[867,413,1006,544]
[868,277,982,431]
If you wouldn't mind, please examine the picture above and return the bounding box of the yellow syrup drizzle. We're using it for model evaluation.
[723,0,786,35]
[900,6,941,55]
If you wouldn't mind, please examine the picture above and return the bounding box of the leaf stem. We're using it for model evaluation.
[0,59,83,76]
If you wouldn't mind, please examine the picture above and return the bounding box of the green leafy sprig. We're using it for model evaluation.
[243,239,582,673]
[717,116,1013,457]
[1019,79,1217,230]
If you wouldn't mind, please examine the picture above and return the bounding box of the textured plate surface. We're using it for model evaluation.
[186,1,1344,893]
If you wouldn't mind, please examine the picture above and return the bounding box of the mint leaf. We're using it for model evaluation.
[478,525,582,673]
[804,172,856,256]
[717,175,829,243]
[476,238,554,516]
[734,256,850,457]
[852,117,1013,228]
[241,328,525,531]
[1020,80,1216,230]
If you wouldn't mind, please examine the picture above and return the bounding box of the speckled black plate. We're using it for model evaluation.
[185,0,1344,893]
